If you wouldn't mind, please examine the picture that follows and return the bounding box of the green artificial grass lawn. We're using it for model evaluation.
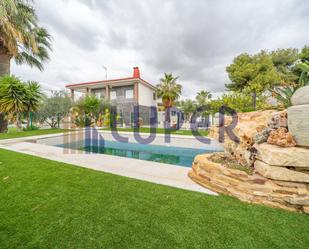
[0,149,308,248]
[0,128,67,140]
[102,127,209,136]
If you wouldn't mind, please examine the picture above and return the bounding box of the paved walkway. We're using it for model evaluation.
[0,131,218,195]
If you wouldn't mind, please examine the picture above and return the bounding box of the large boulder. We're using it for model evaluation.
[288,104,309,147]
[254,143,309,168]
[208,110,276,148]
[284,196,309,206]
[291,85,309,106]
[254,160,309,183]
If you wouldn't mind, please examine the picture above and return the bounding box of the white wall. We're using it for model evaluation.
[138,82,157,107]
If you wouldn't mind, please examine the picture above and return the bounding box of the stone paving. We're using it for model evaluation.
[0,131,220,195]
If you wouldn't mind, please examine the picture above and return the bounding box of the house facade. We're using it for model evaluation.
[66,67,158,127]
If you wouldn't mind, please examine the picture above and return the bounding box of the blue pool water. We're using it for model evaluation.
[59,140,218,167]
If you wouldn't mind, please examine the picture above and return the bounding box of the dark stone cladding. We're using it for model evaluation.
[113,103,154,127]
[92,85,155,127]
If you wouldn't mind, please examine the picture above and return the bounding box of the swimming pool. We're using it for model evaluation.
[58,140,217,167]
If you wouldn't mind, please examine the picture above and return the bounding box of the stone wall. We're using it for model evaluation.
[189,110,309,213]
[208,110,276,166]
[189,153,309,213]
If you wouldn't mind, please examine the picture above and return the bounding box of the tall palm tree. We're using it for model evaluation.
[156,73,182,124]
[0,75,28,129]
[0,0,51,132]
[0,0,51,74]
[156,73,182,108]
[25,81,43,128]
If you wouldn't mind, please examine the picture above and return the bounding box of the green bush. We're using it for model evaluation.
[73,95,110,128]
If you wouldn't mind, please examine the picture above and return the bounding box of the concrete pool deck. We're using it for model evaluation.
[0,131,221,195]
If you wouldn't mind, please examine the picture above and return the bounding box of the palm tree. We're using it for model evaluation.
[156,73,182,108]
[156,73,182,124]
[25,81,43,128]
[0,75,28,129]
[195,90,212,107]
[0,0,51,75]
[0,0,51,132]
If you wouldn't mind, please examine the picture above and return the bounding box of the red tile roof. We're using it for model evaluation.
[66,77,157,90]
[65,67,157,89]
[65,77,135,88]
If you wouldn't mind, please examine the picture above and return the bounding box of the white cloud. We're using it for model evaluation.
[10,0,309,98]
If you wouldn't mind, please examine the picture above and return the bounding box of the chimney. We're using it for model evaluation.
[133,67,140,78]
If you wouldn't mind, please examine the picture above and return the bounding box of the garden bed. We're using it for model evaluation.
[208,152,253,175]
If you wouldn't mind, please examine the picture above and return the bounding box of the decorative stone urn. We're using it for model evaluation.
[288,86,309,147]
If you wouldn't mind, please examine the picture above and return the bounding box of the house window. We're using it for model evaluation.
[92,88,104,99]
[153,92,156,100]
[110,91,116,100]
[125,89,133,99]
[95,92,101,98]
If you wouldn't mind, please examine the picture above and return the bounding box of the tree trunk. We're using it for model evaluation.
[0,49,11,133]
[0,115,8,133]
[57,114,60,128]
[0,49,11,76]
[27,111,30,129]
[15,113,20,130]
[252,91,257,110]
[164,99,172,126]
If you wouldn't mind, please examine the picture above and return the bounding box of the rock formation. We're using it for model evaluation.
[208,110,276,164]
[268,110,288,129]
[190,109,309,214]
[291,85,309,106]
[287,86,309,146]
[254,127,272,144]
[189,153,309,213]
[267,127,297,147]
[288,86,309,147]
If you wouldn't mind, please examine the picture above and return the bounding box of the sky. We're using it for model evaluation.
[11,0,309,99]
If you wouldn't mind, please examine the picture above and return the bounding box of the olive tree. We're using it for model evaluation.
[35,91,72,128]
